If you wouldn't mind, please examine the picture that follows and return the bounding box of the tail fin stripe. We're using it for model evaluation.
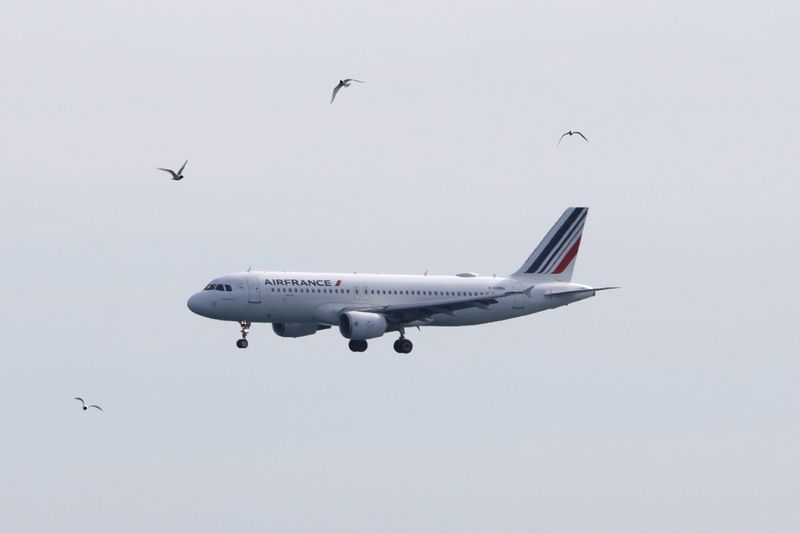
[539,216,586,273]
[525,208,585,274]
[536,211,587,273]
[552,236,582,274]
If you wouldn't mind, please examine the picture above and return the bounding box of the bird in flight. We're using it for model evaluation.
[331,79,366,104]
[74,397,103,411]
[157,159,188,180]
[557,131,589,146]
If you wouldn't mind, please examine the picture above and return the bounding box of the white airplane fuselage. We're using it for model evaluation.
[187,271,594,327]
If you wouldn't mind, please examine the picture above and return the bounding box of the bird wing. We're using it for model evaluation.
[575,131,589,142]
[74,397,85,406]
[557,132,568,146]
[177,159,188,174]
[157,167,178,179]
[345,79,366,83]
[89,405,103,411]
[331,82,343,104]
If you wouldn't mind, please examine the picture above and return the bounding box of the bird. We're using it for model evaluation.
[557,131,589,146]
[74,397,102,411]
[157,159,188,180]
[330,79,366,104]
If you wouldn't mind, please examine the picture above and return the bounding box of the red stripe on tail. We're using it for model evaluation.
[553,237,582,274]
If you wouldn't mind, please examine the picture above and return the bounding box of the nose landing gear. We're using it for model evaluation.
[393,336,413,354]
[236,321,251,349]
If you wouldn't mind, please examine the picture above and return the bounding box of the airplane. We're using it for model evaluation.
[187,207,616,353]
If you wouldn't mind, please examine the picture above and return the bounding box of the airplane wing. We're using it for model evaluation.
[353,287,530,325]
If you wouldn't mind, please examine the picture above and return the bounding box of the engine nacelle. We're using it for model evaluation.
[272,322,329,338]
[338,311,388,340]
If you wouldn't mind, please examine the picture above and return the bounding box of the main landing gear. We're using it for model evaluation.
[236,321,251,349]
[393,336,413,354]
[348,339,368,352]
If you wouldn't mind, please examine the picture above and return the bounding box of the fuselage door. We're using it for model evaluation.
[247,276,261,303]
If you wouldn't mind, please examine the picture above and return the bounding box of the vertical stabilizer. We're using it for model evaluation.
[513,207,588,281]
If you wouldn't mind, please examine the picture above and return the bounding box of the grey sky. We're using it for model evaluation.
[1,0,799,531]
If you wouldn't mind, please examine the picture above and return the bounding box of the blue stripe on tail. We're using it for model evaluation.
[525,208,586,274]
[537,209,588,273]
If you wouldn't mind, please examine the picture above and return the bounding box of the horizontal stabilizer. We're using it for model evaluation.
[545,286,620,297]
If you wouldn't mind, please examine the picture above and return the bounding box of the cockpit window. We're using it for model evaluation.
[205,283,231,291]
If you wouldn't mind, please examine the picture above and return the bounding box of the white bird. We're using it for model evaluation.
[74,397,103,411]
[157,159,188,180]
[557,131,589,146]
[331,79,366,104]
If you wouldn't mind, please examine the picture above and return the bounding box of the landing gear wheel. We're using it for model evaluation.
[394,337,413,354]
[236,320,251,349]
[349,339,368,352]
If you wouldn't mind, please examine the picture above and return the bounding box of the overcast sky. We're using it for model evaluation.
[1,0,799,531]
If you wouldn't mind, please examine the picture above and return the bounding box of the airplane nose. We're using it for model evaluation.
[187,293,203,315]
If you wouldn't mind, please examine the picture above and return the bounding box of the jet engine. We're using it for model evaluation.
[272,323,330,338]
[338,311,388,340]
